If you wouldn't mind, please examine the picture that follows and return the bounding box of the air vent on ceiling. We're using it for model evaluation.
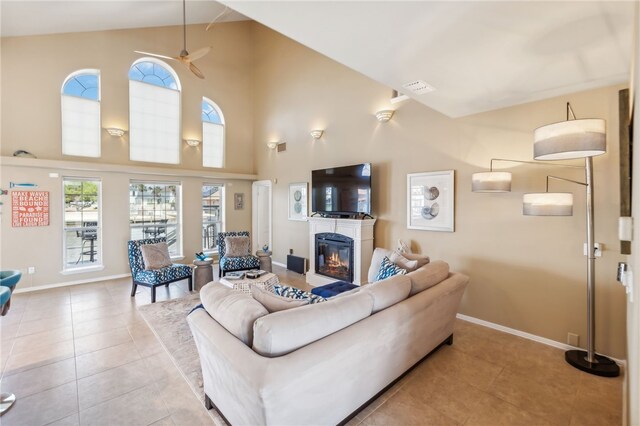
[402,80,435,95]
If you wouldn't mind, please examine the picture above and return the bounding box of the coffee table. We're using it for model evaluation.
[219,272,279,294]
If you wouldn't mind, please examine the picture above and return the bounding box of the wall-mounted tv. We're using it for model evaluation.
[311,163,372,216]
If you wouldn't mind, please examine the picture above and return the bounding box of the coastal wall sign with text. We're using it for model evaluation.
[11,191,49,227]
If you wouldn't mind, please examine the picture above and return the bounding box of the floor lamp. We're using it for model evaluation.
[472,103,619,377]
[531,103,618,377]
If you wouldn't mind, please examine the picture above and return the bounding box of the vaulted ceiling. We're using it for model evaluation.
[2,1,635,117]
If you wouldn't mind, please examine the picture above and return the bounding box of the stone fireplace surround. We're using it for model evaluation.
[306,217,376,286]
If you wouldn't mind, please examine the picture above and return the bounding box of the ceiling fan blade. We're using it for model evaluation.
[186,46,210,62]
[189,62,205,79]
[134,50,177,61]
[206,6,230,31]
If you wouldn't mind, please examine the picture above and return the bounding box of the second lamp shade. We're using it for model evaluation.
[523,192,573,216]
[533,119,606,160]
[471,172,512,192]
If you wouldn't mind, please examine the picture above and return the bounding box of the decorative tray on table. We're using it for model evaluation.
[225,272,245,280]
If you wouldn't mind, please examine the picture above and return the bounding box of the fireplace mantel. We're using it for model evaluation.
[306,217,376,286]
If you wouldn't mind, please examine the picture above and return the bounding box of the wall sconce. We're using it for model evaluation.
[375,110,394,123]
[184,139,201,147]
[310,130,324,140]
[105,128,125,137]
[267,141,280,150]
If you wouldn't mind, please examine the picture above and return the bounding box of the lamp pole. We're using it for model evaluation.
[563,155,619,376]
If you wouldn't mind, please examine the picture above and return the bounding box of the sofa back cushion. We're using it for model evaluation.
[368,248,392,283]
[252,291,374,357]
[200,283,268,346]
[362,274,411,313]
[406,260,450,296]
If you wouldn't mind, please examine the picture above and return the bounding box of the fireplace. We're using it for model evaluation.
[315,233,354,282]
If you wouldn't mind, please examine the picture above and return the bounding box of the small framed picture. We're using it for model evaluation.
[288,182,308,221]
[407,170,454,232]
[234,193,244,210]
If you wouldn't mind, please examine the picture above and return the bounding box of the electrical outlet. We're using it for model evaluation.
[27,266,35,274]
[568,333,579,347]
[583,243,603,257]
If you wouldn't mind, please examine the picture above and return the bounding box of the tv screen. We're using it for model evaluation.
[311,163,372,215]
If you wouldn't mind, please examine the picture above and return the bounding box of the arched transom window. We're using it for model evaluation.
[202,97,225,168]
[128,58,181,164]
[61,70,101,157]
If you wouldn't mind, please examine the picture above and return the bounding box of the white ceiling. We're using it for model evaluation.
[1,1,635,117]
[222,1,635,117]
[0,1,248,37]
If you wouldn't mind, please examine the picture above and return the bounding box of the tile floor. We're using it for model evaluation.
[0,266,623,426]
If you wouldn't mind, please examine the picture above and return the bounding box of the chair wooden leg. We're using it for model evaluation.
[151,286,156,303]
[165,283,169,287]
[130,282,137,297]
[188,276,193,292]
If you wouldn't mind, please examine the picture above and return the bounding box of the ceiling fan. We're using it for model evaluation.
[134,0,226,79]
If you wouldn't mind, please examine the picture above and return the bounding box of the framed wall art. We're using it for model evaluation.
[407,170,454,232]
[234,193,244,210]
[288,182,308,221]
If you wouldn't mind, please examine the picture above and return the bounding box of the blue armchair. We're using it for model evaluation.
[128,238,192,303]
[217,231,260,278]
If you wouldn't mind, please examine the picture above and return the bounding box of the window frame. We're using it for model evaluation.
[202,97,225,168]
[128,58,182,165]
[60,69,101,158]
[129,180,183,259]
[61,176,103,274]
[202,183,225,254]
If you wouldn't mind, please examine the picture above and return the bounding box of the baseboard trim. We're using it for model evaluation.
[15,273,131,294]
[272,261,286,269]
[456,313,626,366]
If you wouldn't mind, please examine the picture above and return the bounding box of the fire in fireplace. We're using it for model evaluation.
[315,233,354,282]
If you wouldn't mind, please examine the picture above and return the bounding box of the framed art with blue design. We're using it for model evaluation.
[288,182,308,221]
[407,170,454,232]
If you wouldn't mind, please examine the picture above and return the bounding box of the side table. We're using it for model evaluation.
[256,250,273,272]
[193,258,214,291]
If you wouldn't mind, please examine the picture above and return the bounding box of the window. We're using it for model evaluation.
[128,59,181,164]
[202,98,225,168]
[63,178,101,270]
[129,181,181,256]
[61,70,101,157]
[202,184,224,252]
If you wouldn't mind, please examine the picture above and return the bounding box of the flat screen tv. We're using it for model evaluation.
[311,163,372,216]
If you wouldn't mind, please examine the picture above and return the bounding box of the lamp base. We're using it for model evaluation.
[565,350,619,377]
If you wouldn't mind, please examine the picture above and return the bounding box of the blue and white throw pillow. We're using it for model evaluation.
[374,256,407,282]
[273,285,327,304]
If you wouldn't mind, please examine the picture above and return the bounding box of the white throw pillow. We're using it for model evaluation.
[251,286,309,313]
[390,250,419,272]
[140,242,172,270]
[402,252,430,268]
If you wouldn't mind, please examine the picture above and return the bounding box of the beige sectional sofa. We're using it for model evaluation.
[188,256,469,426]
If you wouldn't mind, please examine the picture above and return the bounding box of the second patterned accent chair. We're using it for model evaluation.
[217,231,260,277]
[127,238,192,303]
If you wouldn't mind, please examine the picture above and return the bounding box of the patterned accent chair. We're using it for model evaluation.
[128,238,192,303]
[217,231,260,278]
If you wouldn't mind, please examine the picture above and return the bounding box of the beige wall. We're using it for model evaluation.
[1,22,254,173]
[251,24,628,358]
[0,22,255,289]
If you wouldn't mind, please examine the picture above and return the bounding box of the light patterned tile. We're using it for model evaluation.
[4,339,74,377]
[1,381,78,426]
[74,327,132,356]
[1,358,76,398]
[75,342,140,379]
[78,383,169,426]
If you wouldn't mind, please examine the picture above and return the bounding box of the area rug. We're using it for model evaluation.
[137,293,205,401]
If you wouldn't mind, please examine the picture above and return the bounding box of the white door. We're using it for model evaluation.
[252,180,272,254]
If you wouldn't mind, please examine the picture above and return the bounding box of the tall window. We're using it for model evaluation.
[129,59,181,164]
[61,70,101,158]
[129,181,181,256]
[202,98,225,168]
[202,184,224,252]
[63,178,101,270]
